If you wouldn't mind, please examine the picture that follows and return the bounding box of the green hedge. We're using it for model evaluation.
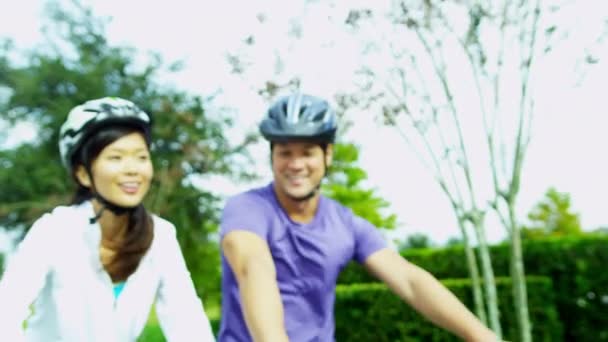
[335,277,562,342]
[164,279,556,342]
[338,236,608,341]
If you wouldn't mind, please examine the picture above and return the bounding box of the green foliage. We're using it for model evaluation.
[334,277,562,341]
[322,143,397,229]
[445,236,464,247]
[339,236,608,341]
[0,252,4,278]
[138,318,220,342]
[522,187,583,239]
[138,324,165,342]
[397,232,433,250]
[591,226,608,235]
[0,1,256,305]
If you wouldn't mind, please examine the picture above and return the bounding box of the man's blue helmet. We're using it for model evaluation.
[259,93,337,143]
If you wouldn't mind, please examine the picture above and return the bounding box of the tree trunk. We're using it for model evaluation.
[508,203,532,342]
[471,217,502,338]
[457,218,487,325]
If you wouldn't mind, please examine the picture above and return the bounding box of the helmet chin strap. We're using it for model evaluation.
[86,169,136,224]
[89,192,135,224]
[288,182,321,202]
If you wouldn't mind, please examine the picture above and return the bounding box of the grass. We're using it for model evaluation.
[137,302,220,341]
[137,305,165,342]
[138,323,165,342]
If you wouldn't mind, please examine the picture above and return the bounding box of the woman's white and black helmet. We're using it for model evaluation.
[259,93,337,143]
[59,97,151,170]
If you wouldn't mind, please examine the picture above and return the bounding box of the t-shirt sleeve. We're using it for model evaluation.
[352,214,388,263]
[220,192,270,241]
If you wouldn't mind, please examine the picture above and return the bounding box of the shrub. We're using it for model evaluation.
[338,236,608,341]
[335,277,562,341]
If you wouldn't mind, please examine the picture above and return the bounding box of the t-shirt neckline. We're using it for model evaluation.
[267,182,325,228]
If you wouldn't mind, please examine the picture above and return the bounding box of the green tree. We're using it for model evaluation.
[445,237,465,247]
[0,1,256,305]
[397,232,433,250]
[322,143,397,230]
[522,187,582,239]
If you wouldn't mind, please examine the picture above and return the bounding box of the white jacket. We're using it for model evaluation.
[0,201,216,342]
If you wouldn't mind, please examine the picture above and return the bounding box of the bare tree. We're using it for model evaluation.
[341,5,509,339]
[338,0,587,340]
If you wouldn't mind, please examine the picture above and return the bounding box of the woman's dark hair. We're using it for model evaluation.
[71,124,154,282]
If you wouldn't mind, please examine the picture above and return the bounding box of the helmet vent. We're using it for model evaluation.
[259,93,337,143]
[298,105,308,119]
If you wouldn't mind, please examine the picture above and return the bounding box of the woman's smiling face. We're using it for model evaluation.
[76,131,153,208]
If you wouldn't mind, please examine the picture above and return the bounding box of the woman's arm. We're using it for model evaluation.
[0,217,53,342]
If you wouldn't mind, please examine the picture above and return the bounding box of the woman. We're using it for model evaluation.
[0,97,216,341]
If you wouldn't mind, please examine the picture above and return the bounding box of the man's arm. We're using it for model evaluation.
[364,248,499,342]
[222,230,289,342]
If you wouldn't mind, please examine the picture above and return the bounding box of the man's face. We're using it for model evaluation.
[271,141,333,201]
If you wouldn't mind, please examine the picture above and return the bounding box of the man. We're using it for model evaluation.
[218,92,499,341]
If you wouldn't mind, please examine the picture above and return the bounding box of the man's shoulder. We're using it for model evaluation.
[220,184,277,237]
[320,196,378,231]
[320,195,354,218]
[225,183,274,209]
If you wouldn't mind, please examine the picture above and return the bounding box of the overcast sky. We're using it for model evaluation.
[1,0,607,249]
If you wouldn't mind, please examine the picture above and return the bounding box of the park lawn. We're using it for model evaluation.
[138,302,220,342]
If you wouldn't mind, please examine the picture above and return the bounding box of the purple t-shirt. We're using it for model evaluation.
[218,183,387,342]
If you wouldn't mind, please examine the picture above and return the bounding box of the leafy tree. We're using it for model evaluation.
[322,143,397,230]
[397,232,433,250]
[522,187,582,239]
[0,1,256,305]
[445,237,465,248]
